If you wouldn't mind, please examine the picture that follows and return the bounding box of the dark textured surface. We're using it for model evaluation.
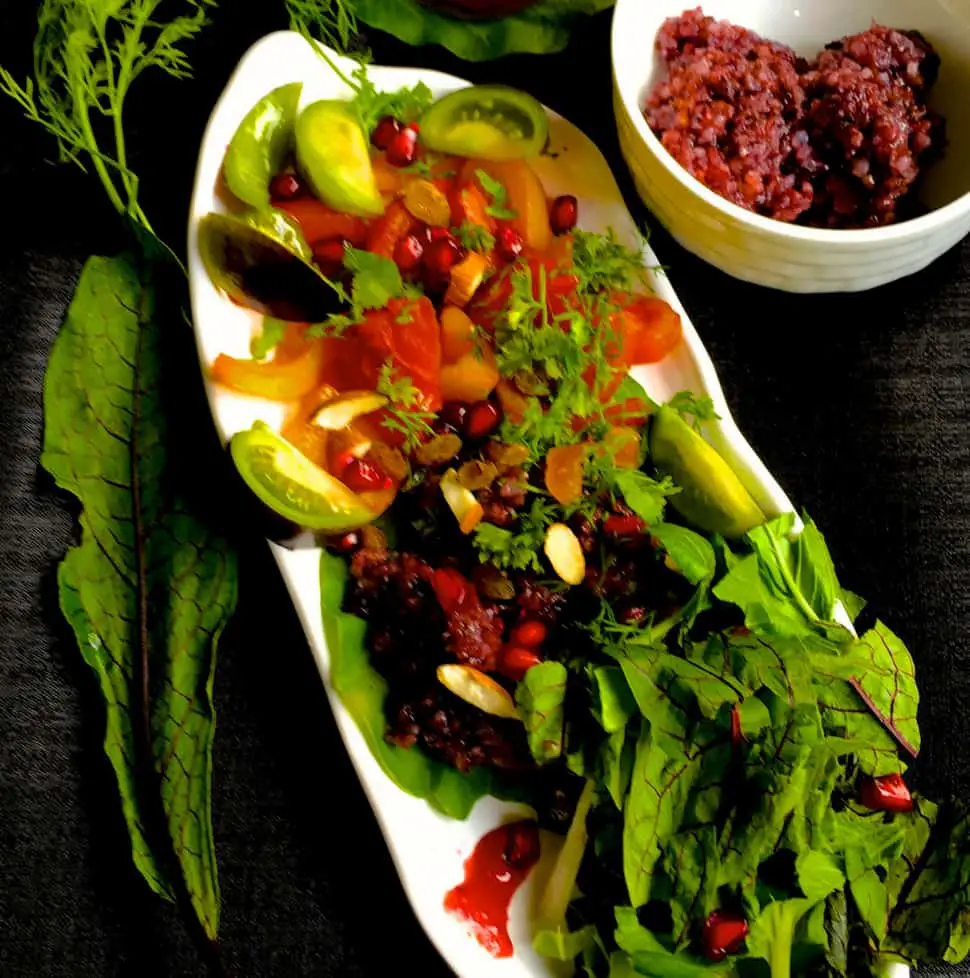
[0,4,968,977]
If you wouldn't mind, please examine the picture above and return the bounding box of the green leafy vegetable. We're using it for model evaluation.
[0,0,212,236]
[611,469,680,527]
[42,255,237,941]
[475,168,517,219]
[648,524,716,586]
[571,227,650,295]
[250,317,287,360]
[665,391,721,430]
[515,661,567,763]
[375,360,436,452]
[473,497,557,572]
[347,0,614,62]
[454,220,496,254]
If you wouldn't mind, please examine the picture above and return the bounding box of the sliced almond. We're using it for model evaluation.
[544,522,586,586]
[437,664,520,721]
[440,468,485,535]
[311,390,388,430]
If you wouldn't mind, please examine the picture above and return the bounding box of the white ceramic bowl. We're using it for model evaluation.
[612,0,970,293]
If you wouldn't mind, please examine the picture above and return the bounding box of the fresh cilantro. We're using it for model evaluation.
[571,227,650,295]
[306,245,420,337]
[454,221,496,254]
[472,497,557,572]
[349,65,433,135]
[250,317,287,360]
[375,360,435,453]
[666,390,721,429]
[475,168,517,220]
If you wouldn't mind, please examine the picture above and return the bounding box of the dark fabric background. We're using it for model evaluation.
[1,3,968,976]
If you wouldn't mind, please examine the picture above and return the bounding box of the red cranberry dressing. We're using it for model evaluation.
[444,819,540,958]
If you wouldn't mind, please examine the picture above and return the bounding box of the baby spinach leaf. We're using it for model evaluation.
[886,798,970,964]
[516,661,567,764]
[592,664,637,733]
[42,255,238,940]
[649,524,716,585]
[320,551,504,819]
[600,727,635,809]
[846,622,920,760]
[713,514,847,645]
[615,907,729,976]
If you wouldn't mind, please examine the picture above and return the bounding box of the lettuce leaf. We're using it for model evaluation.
[354,0,613,62]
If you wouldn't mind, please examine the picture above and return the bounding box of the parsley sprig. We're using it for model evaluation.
[473,498,558,572]
[375,360,436,452]
[307,246,421,337]
[455,221,496,254]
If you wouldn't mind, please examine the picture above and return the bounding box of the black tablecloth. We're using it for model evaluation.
[1,4,968,976]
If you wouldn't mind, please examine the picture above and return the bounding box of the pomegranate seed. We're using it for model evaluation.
[510,620,547,648]
[501,645,544,681]
[326,531,361,555]
[371,115,402,151]
[617,603,648,625]
[269,172,303,200]
[439,401,469,434]
[702,912,749,962]
[393,233,425,273]
[859,773,913,813]
[340,457,393,493]
[421,225,452,245]
[604,513,646,538]
[503,821,540,869]
[495,226,524,261]
[549,194,578,235]
[312,237,348,273]
[423,234,463,279]
[433,567,470,615]
[386,126,418,167]
[464,401,502,440]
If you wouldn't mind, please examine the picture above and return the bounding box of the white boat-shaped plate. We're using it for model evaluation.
[187,32,908,978]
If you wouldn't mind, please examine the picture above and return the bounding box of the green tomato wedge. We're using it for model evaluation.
[230,422,377,532]
[295,100,384,218]
[419,85,548,161]
[197,209,338,321]
[650,405,765,539]
[224,82,302,209]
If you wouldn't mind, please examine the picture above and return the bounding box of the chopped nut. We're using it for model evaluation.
[544,522,586,586]
[437,664,520,720]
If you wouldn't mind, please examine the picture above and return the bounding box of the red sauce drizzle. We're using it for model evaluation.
[444,819,540,958]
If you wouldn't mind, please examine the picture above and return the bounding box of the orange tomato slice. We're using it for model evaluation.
[545,443,587,505]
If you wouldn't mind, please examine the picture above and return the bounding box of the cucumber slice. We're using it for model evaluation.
[650,406,765,539]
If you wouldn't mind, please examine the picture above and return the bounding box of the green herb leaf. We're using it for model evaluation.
[454,220,496,253]
[250,316,287,360]
[713,513,847,644]
[612,469,679,526]
[649,523,716,585]
[475,168,518,219]
[473,498,556,572]
[665,391,721,430]
[571,228,649,295]
[375,360,436,452]
[42,255,238,940]
[0,0,212,236]
[516,661,567,763]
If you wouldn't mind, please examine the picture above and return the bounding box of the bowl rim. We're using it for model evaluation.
[610,0,970,245]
